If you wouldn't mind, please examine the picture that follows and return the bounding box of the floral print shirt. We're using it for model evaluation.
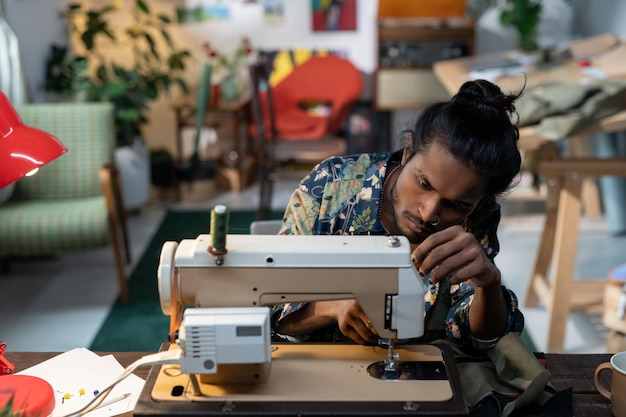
[274,152,524,352]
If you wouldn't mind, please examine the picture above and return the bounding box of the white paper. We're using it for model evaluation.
[17,348,145,417]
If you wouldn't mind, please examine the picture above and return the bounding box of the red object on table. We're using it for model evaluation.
[0,374,55,417]
[0,342,15,374]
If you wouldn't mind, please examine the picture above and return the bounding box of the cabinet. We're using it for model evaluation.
[374,17,475,110]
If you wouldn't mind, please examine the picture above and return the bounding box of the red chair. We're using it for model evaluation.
[249,54,363,219]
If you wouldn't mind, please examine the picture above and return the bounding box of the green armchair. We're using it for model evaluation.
[0,102,131,302]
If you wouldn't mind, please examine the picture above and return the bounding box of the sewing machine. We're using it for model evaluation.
[136,219,467,416]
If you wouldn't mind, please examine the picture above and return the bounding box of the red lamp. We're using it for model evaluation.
[0,92,68,188]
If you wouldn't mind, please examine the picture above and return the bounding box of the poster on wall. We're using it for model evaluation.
[263,0,284,25]
[181,0,236,22]
[311,0,356,31]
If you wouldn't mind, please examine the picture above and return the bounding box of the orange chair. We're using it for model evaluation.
[249,54,363,219]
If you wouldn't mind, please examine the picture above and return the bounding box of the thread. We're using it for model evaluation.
[209,205,229,254]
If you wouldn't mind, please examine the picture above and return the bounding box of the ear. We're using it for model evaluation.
[401,139,413,165]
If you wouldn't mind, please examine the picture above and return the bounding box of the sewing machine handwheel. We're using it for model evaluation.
[158,241,178,316]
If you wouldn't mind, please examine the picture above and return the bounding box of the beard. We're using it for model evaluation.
[389,179,427,245]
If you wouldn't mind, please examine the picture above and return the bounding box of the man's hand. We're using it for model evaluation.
[410,225,500,288]
[326,300,379,345]
[411,225,508,340]
[278,300,379,345]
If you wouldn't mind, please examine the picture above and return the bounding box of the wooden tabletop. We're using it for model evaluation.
[4,350,613,416]
[432,49,626,152]
[432,50,586,96]
[544,353,612,417]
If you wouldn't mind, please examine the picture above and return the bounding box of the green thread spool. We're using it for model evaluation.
[210,205,229,254]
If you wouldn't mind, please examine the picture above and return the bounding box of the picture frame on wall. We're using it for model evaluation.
[311,0,356,32]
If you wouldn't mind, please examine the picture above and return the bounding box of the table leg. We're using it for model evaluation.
[524,175,560,308]
[545,171,583,352]
[525,156,620,352]
[569,134,602,219]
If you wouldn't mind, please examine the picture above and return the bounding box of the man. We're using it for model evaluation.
[272,79,525,353]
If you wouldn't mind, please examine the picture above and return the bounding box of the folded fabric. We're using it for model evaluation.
[514,79,626,140]
[435,332,553,417]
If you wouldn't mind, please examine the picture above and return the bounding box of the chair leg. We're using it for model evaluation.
[257,174,274,220]
[111,165,132,264]
[100,165,130,303]
[107,213,130,303]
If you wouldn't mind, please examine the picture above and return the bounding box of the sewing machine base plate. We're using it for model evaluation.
[135,343,468,416]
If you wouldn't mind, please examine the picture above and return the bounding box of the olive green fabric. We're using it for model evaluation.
[0,102,115,255]
[515,78,626,140]
[436,332,551,417]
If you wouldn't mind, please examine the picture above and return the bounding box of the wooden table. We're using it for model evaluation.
[433,49,626,353]
[4,350,614,416]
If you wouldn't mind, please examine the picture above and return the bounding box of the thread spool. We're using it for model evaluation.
[208,205,229,257]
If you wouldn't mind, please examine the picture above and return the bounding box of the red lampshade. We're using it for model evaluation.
[0,92,68,188]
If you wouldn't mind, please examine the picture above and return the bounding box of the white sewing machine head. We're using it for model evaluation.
[157,233,426,381]
[159,233,425,339]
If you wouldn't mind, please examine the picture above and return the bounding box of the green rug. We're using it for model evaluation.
[89,209,283,352]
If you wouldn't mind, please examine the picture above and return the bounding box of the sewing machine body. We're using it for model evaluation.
[159,234,426,341]
[143,233,468,416]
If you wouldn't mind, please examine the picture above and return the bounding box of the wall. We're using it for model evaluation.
[572,0,626,40]
[3,0,74,102]
[181,1,378,73]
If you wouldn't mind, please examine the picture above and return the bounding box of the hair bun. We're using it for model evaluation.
[457,79,521,115]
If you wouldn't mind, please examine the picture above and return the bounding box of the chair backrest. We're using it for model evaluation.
[13,102,115,200]
[273,55,363,134]
[249,54,363,143]
[250,219,282,235]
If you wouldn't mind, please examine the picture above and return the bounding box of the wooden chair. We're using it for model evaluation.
[249,54,363,219]
[0,102,131,302]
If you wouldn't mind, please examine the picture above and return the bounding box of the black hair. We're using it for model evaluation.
[405,79,523,197]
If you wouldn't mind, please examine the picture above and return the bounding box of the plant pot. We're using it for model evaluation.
[115,138,150,211]
[151,162,175,187]
[220,69,244,103]
[150,148,175,187]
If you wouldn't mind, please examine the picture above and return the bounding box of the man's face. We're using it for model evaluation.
[389,141,485,244]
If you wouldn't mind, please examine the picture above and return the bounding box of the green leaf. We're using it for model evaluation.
[136,0,150,14]
[158,14,171,24]
[143,33,159,59]
[117,107,143,122]
[174,77,189,94]
[161,29,173,48]
[100,82,129,98]
[175,7,186,23]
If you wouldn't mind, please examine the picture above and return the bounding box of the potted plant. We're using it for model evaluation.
[203,37,255,104]
[498,0,542,51]
[468,0,573,52]
[150,147,175,187]
[44,0,191,209]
